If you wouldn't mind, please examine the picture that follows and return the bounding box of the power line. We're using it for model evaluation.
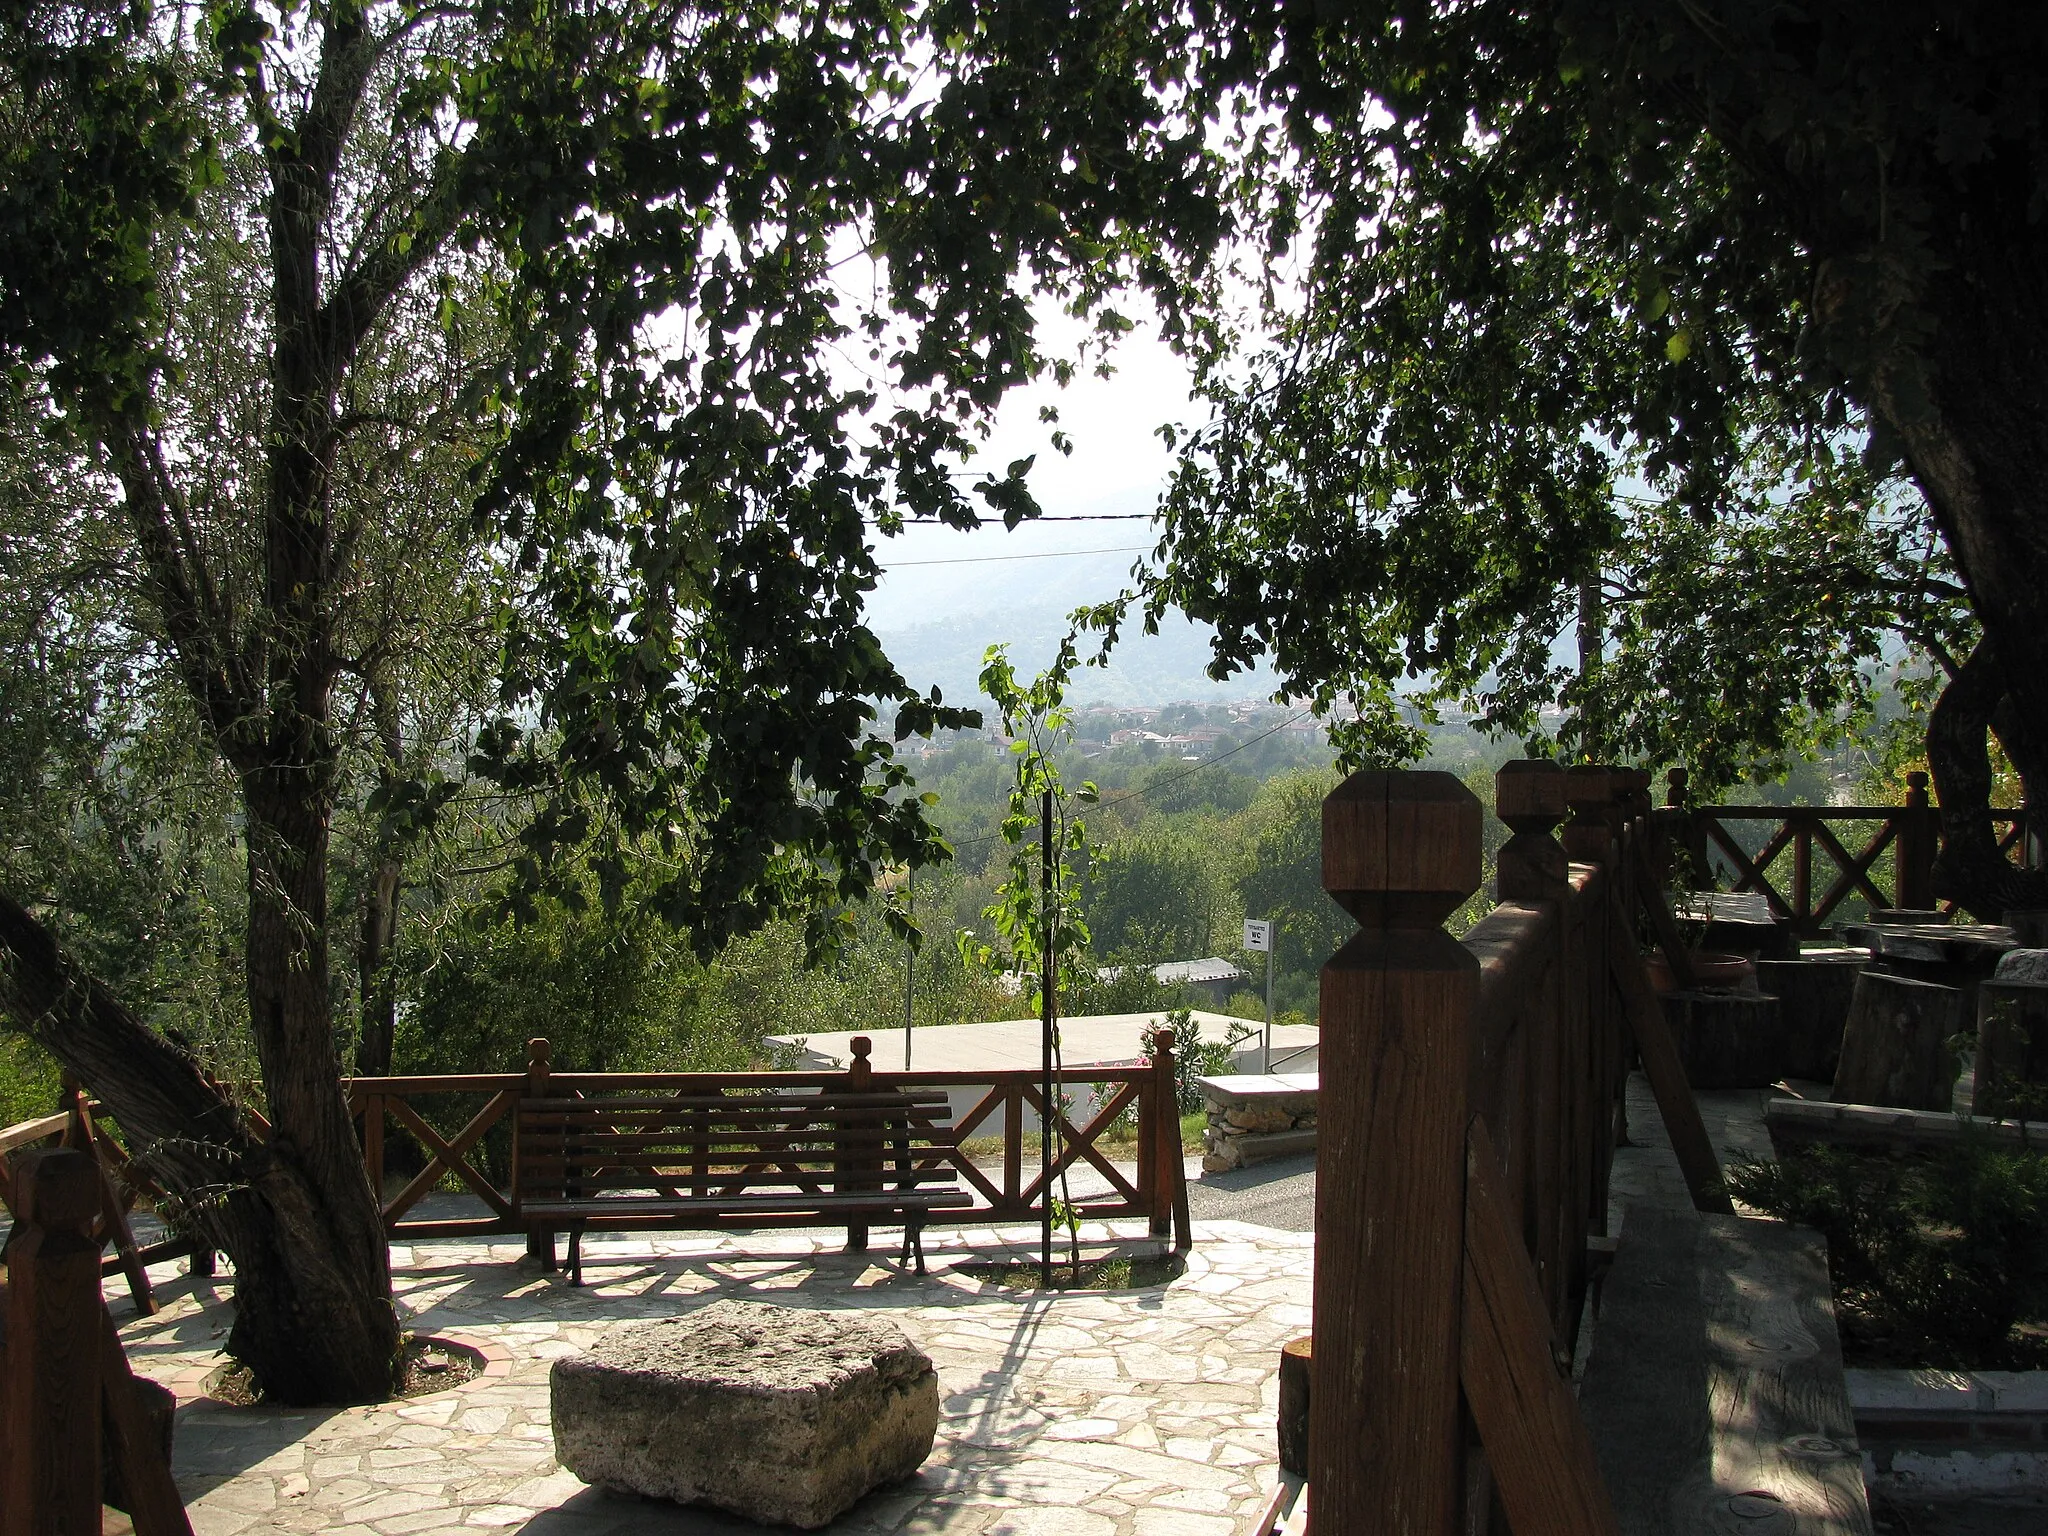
[885,545,1153,567]
[890,512,1159,524]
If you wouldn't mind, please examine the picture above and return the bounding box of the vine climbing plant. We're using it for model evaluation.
[959,642,1102,1279]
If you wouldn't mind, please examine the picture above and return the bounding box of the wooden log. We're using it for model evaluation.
[1765,1096,2048,1157]
[1831,972,1966,1111]
[1659,989,1785,1090]
[1974,979,2048,1118]
[1314,770,1481,1534]
[2,1147,104,1536]
[1277,1335,1311,1477]
[1756,953,1867,1082]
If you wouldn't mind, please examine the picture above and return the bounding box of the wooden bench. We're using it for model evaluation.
[1578,1205,1873,1535]
[515,1083,969,1285]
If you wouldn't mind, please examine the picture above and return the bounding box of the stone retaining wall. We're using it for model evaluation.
[1195,1074,1318,1173]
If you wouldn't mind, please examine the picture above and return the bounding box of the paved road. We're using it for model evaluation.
[1185,1152,1316,1231]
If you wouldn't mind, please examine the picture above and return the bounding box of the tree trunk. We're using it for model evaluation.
[0,893,399,1404]
[237,771,399,1403]
[357,857,400,1079]
[1923,641,2048,920]
[356,677,404,1078]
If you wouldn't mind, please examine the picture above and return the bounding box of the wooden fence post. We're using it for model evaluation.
[1315,770,1482,1535]
[1496,760,1569,904]
[1561,766,1614,867]
[1146,1026,1177,1244]
[842,1036,876,1255]
[521,1038,554,1269]
[2,1147,104,1536]
[1898,770,1937,910]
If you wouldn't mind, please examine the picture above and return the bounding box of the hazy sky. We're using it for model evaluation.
[863,310,1196,634]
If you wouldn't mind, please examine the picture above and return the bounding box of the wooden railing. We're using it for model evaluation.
[0,1147,192,1534]
[349,1032,1192,1248]
[1311,762,1729,1534]
[0,1078,198,1315]
[1662,767,2031,935]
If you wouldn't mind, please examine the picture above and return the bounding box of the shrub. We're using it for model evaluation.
[1727,1140,2048,1367]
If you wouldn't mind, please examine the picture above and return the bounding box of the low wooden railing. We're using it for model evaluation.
[348,1032,1192,1248]
[0,1079,196,1315]
[1662,767,2030,935]
[1310,763,1729,1534]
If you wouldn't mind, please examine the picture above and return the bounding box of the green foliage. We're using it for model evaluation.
[1084,822,1224,961]
[1149,1006,1250,1115]
[1114,1,2005,795]
[957,644,1102,1010]
[0,1032,59,1126]
[1728,1145,2048,1368]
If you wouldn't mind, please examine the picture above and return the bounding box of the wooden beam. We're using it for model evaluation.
[1606,925,1734,1215]
[1461,1119,1620,1536]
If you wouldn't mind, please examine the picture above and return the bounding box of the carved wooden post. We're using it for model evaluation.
[1146,1026,1177,1243]
[842,1036,877,1255]
[1897,770,1937,911]
[1496,760,1570,904]
[1494,761,1572,1332]
[1315,771,1482,1534]
[521,1038,555,1269]
[1560,766,1614,867]
[2,1147,104,1536]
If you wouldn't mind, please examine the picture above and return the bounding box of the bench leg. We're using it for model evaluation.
[899,1217,927,1275]
[567,1226,584,1288]
[846,1221,869,1255]
[188,1247,216,1278]
[527,1229,557,1271]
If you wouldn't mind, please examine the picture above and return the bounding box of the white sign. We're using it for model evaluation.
[1243,918,1274,953]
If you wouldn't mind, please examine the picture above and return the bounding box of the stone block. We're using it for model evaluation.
[551,1300,938,1528]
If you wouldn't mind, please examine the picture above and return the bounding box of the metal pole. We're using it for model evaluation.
[1040,787,1055,1289]
[904,871,914,1071]
[1263,935,1274,1074]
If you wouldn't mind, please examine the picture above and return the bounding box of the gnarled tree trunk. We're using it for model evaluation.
[0,894,398,1403]
[1922,641,2048,922]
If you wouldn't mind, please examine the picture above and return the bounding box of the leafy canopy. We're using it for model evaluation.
[0,0,1234,957]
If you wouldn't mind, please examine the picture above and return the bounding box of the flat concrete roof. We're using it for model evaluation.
[768,1010,1318,1075]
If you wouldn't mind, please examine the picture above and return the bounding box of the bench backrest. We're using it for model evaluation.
[514,1088,958,1206]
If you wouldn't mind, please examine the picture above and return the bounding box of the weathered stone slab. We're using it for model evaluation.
[550,1299,938,1528]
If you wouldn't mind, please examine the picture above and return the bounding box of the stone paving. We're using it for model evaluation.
[116,1218,1310,1536]
[100,1070,1768,1535]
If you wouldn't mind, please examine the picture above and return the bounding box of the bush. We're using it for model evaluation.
[1728,1141,2048,1368]
[1148,1006,1253,1114]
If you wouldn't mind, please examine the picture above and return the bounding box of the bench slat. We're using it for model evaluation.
[1578,1207,1872,1536]
[521,1190,971,1219]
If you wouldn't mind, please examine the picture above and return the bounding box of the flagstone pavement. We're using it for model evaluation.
[117,1220,1311,1536]
[103,1071,1768,1536]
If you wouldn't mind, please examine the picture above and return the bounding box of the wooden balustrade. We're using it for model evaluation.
[1311,763,1728,1534]
[0,1147,191,1536]
[348,1041,1190,1247]
[0,1083,190,1314]
[1659,766,2030,935]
